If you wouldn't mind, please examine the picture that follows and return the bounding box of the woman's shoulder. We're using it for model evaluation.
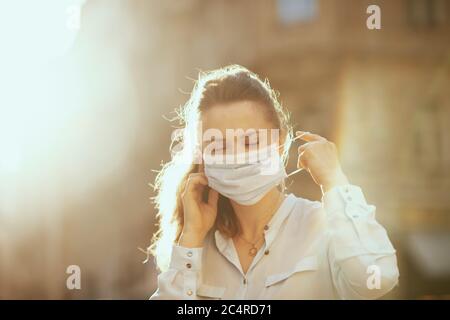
[285,193,326,227]
[289,193,322,213]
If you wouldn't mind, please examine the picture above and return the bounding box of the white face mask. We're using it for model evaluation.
[204,143,289,206]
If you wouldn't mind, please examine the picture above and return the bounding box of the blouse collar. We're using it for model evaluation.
[214,193,297,255]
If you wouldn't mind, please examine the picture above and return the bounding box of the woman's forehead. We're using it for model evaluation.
[202,100,275,132]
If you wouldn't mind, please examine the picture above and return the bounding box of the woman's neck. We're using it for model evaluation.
[231,188,285,240]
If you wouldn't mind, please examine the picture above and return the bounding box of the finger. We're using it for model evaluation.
[185,173,208,193]
[188,173,208,186]
[189,172,206,178]
[296,131,326,142]
[297,151,309,170]
[297,141,319,154]
[207,188,219,207]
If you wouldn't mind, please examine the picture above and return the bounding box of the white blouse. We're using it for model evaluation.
[150,184,399,300]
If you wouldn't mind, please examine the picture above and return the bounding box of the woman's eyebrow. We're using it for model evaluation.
[234,131,259,140]
[204,136,224,143]
[204,130,261,146]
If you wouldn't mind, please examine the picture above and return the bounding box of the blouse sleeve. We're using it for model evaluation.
[149,245,203,300]
[322,184,399,299]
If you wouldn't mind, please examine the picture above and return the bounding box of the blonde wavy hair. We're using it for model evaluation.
[149,65,293,271]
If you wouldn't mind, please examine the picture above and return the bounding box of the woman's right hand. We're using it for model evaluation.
[179,172,219,248]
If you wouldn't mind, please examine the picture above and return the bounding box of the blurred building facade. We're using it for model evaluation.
[1,0,449,299]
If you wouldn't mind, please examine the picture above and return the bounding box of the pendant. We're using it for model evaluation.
[249,246,257,256]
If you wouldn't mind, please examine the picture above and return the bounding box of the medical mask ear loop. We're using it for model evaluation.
[287,167,304,177]
[280,133,306,178]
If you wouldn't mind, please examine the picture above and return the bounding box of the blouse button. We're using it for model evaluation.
[186,263,192,269]
[243,278,247,285]
[346,204,360,219]
[264,225,269,231]
[264,249,270,255]
[187,251,193,257]
[187,289,193,296]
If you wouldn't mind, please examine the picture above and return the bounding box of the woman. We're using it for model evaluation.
[149,65,399,299]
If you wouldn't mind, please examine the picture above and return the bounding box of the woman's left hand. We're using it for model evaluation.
[296,131,349,193]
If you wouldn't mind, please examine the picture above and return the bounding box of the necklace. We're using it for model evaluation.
[238,234,264,257]
[237,192,285,257]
